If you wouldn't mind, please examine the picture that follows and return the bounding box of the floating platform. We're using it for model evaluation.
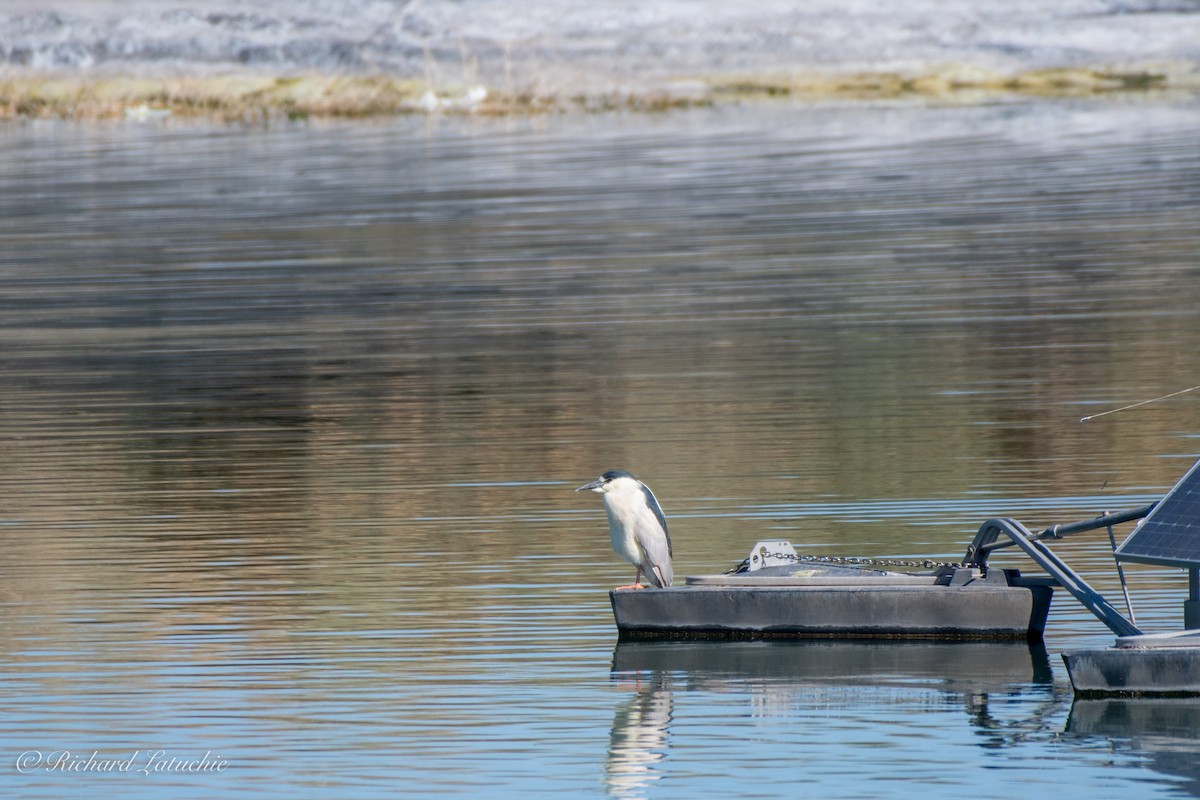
[608,455,1200,697]
[611,563,1054,641]
[1063,631,1200,696]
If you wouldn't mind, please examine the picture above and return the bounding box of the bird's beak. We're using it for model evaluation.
[575,478,603,492]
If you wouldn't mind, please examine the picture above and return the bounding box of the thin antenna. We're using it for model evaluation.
[1080,384,1200,423]
[1103,511,1136,625]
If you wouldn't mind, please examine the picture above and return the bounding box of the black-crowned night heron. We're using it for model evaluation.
[576,470,673,589]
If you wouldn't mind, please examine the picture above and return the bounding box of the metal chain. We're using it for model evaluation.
[728,551,968,574]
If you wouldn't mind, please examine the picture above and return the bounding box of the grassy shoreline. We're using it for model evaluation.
[2,63,1197,121]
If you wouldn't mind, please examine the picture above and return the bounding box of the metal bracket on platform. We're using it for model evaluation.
[746,541,799,571]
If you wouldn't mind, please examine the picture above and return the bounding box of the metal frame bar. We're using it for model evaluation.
[1104,516,1136,624]
[966,517,1143,638]
[1188,568,1200,630]
[963,503,1156,565]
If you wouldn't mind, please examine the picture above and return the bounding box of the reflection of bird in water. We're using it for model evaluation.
[576,471,673,589]
[606,673,673,799]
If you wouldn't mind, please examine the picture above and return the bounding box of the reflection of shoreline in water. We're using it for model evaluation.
[604,640,1059,797]
[1068,699,1200,798]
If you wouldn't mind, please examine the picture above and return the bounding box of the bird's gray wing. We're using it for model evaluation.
[639,484,671,555]
[634,486,673,587]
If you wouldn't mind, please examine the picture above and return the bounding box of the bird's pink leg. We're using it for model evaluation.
[614,567,646,590]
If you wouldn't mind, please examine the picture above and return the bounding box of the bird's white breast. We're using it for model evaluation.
[603,493,643,567]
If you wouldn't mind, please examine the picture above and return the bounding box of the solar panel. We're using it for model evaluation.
[1115,457,1200,568]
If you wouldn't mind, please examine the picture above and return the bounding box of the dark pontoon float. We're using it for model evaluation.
[611,546,1055,640]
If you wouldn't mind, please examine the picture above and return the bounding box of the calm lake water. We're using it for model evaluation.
[2,99,1200,798]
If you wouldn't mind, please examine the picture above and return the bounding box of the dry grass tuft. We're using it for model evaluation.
[0,61,1196,122]
[709,62,1198,103]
